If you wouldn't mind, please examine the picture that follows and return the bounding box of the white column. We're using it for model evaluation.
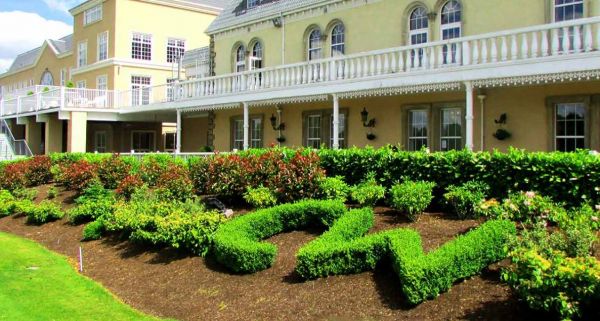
[60,87,66,108]
[332,94,340,150]
[243,102,249,150]
[176,109,182,154]
[465,81,474,151]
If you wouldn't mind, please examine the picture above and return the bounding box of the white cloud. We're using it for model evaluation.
[42,0,82,14]
[0,11,72,72]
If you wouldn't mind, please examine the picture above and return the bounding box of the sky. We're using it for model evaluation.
[0,0,84,73]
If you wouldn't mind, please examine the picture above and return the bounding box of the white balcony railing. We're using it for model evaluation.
[1,17,600,117]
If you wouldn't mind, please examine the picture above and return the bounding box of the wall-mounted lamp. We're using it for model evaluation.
[272,17,282,28]
[271,105,286,143]
[360,107,376,128]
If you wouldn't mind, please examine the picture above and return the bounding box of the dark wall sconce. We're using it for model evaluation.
[271,105,286,144]
[270,113,285,131]
[361,107,376,128]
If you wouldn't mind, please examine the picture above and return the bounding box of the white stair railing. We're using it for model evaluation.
[0,119,32,157]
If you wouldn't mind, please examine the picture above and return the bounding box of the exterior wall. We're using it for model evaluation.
[213,0,597,74]
[207,81,600,152]
[114,66,179,100]
[87,121,164,152]
[69,112,88,152]
[25,118,44,155]
[45,113,64,154]
[181,115,210,152]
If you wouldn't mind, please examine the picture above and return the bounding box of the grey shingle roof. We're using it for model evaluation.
[182,46,210,66]
[206,0,332,33]
[185,0,227,10]
[7,34,73,73]
[48,34,73,55]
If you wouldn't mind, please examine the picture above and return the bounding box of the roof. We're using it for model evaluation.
[6,34,73,74]
[207,0,332,34]
[185,0,227,10]
[182,46,210,67]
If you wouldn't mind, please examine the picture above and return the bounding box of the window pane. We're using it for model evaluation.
[307,114,321,148]
[408,110,428,151]
[555,103,585,152]
[441,108,462,151]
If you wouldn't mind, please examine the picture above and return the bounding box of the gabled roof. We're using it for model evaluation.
[6,34,73,74]
[207,0,332,34]
[182,46,210,67]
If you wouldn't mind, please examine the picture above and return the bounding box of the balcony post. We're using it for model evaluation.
[465,81,474,151]
[35,92,41,111]
[0,98,4,117]
[332,94,340,150]
[17,97,21,114]
[176,109,182,154]
[60,87,65,108]
[243,102,249,150]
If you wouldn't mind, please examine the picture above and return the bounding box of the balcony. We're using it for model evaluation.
[1,17,600,118]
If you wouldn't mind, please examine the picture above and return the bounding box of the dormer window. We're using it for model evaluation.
[247,0,260,10]
[84,4,102,25]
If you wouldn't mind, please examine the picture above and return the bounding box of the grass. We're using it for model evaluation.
[0,232,176,321]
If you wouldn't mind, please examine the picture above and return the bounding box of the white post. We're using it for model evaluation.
[332,94,340,150]
[176,109,182,154]
[60,87,65,108]
[0,98,4,117]
[465,81,474,151]
[243,102,249,150]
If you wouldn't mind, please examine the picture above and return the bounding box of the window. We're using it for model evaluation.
[306,114,322,148]
[167,38,185,63]
[131,131,155,152]
[331,24,345,57]
[78,41,87,67]
[304,110,348,149]
[250,42,263,70]
[440,108,462,151]
[76,80,86,88]
[555,102,586,151]
[554,0,584,22]
[231,116,263,150]
[96,75,107,90]
[166,78,176,101]
[247,0,260,9]
[409,7,429,68]
[441,0,461,64]
[235,45,246,72]
[408,110,428,151]
[164,132,176,152]
[60,68,67,86]
[132,33,152,60]
[131,76,151,106]
[97,32,108,61]
[84,4,102,25]
[94,131,107,153]
[41,71,54,86]
[308,29,322,61]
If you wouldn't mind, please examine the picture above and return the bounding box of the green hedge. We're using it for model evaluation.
[318,147,600,207]
[390,219,516,305]
[211,200,346,273]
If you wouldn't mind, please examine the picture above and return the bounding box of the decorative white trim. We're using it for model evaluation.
[180,103,240,113]
[70,0,104,16]
[473,70,600,88]
[248,94,329,107]
[339,82,463,99]
[71,58,176,75]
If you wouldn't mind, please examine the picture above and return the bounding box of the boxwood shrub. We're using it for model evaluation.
[212,199,347,273]
[390,181,436,221]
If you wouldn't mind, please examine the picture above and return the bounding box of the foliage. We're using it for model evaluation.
[188,157,209,194]
[115,174,144,200]
[56,160,98,194]
[12,188,38,201]
[212,200,347,273]
[499,191,564,223]
[68,199,115,225]
[97,154,132,189]
[317,176,350,202]
[391,220,516,305]
[0,190,16,217]
[389,181,435,222]
[25,200,64,225]
[82,220,105,241]
[349,175,386,207]
[24,156,53,186]
[137,154,185,186]
[46,186,58,199]
[155,164,194,201]
[0,161,28,191]
[243,186,277,209]
[444,181,489,219]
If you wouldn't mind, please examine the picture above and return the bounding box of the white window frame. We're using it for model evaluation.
[440,108,463,151]
[84,4,102,26]
[94,131,107,153]
[329,113,346,148]
[554,102,586,152]
[235,45,246,72]
[131,130,156,153]
[408,109,429,151]
[97,31,109,62]
[247,0,260,9]
[131,32,152,61]
[164,132,176,153]
[553,0,584,22]
[167,38,186,63]
[78,41,88,68]
[250,118,263,148]
[308,29,323,61]
[232,118,244,150]
[306,114,322,148]
[249,42,263,70]
[409,7,429,45]
[76,80,86,88]
[96,75,108,90]
[331,24,345,57]
[130,75,151,106]
[440,0,461,65]
[60,68,67,86]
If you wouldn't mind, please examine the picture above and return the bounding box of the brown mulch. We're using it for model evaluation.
[0,189,546,321]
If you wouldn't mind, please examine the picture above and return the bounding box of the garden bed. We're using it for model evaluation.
[0,188,544,321]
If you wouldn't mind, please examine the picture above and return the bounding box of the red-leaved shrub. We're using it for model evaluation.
[0,161,28,191]
[97,154,132,189]
[156,164,194,200]
[25,155,52,186]
[116,174,144,200]
[57,160,98,193]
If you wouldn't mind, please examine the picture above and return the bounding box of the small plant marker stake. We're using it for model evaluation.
[79,246,84,272]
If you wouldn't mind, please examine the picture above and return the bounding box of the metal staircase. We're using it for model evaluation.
[0,119,32,160]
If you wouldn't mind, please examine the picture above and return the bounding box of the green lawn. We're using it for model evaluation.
[0,232,176,321]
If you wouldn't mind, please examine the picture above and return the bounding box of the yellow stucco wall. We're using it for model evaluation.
[87,121,164,152]
[69,111,88,152]
[206,81,600,152]
[213,0,598,74]
[182,116,210,152]
[45,113,64,154]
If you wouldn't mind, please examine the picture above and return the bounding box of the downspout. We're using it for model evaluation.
[281,12,285,65]
[477,93,487,152]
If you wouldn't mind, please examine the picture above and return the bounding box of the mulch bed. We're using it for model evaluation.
[0,186,547,321]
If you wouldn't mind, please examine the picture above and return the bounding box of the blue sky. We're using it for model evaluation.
[0,0,84,72]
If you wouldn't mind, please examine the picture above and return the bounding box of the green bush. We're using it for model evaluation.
[68,199,115,225]
[82,220,105,241]
[444,181,489,219]
[499,191,564,223]
[243,186,277,209]
[318,176,350,202]
[349,175,386,207]
[97,154,133,189]
[0,190,16,217]
[391,219,516,305]
[25,200,64,225]
[47,186,58,199]
[389,181,435,222]
[75,181,114,205]
[212,200,347,273]
[12,188,38,201]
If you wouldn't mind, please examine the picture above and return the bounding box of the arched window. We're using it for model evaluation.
[235,45,246,72]
[40,70,54,86]
[441,1,461,64]
[250,42,263,70]
[409,6,428,45]
[331,23,345,57]
[308,29,322,61]
[554,0,584,22]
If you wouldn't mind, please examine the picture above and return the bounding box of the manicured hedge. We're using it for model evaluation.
[318,147,600,207]
[212,200,346,273]
[390,219,516,305]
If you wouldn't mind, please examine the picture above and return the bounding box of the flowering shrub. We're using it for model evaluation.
[0,161,28,191]
[390,181,435,222]
[444,181,489,219]
[155,164,194,201]
[499,191,564,223]
[115,174,145,200]
[24,155,52,186]
[243,186,277,209]
[56,160,98,194]
[97,154,132,189]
